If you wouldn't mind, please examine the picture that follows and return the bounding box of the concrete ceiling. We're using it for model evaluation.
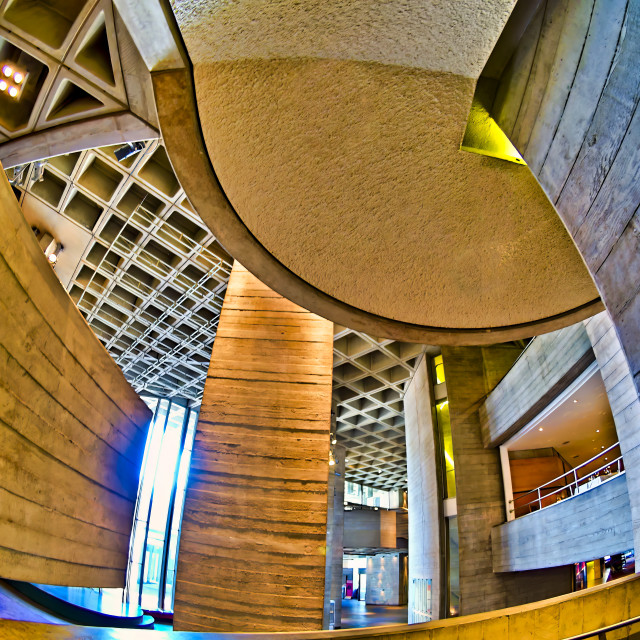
[170,0,599,337]
[506,369,618,468]
[9,142,427,487]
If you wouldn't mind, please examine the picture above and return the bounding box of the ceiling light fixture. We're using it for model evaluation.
[0,62,27,100]
[573,399,578,403]
[538,427,544,431]
[596,429,600,433]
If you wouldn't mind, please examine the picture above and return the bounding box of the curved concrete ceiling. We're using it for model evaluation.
[169,0,600,338]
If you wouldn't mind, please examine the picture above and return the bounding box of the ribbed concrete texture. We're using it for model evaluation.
[492,0,640,394]
[492,473,634,572]
[404,357,443,620]
[442,346,571,614]
[584,311,640,564]
[3,571,640,639]
[0,167,151,586]
[173,263,334,632]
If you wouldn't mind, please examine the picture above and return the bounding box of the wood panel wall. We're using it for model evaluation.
[491,0,640,397]
[0,168,151,586]
[173,262,334,633]
[442,346,571,615]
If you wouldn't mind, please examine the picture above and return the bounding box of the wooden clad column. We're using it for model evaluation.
[173,262,334,632]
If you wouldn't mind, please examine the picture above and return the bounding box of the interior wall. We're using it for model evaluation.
[0,168,151,586]
[442,346,572,615]
[492,0,640,399]
[173,262,334,632]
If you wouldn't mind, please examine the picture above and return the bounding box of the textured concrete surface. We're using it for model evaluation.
[0,167,151,587]
[173,263,333,632]
[2,572,640,639]
[171,0,517,77]
[168,0,598,333]
[492,473,634,572]
[404,357,443,620]
[192,59,596,329]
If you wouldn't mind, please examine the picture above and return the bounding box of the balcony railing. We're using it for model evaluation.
[510,443,624,517]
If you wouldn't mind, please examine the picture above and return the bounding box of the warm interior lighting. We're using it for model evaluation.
[460,83,526,165]
[0,62,28,100]
[444,450,455,469]
[538,427,544,431]
[47,253,57,264]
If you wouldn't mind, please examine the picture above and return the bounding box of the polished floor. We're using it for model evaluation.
[340,598,408,629]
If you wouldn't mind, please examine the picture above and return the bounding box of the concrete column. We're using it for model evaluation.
[323,443,345,629]
[173,263,334,632]
[404,356,443,621]
[584,311,640,562]
[442,346,572,615]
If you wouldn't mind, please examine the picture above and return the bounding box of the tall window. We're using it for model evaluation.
[126,397,198,612]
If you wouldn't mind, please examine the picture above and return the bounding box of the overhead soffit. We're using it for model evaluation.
[169,0,599,337]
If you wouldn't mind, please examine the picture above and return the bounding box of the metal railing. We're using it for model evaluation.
[510,443,624,516]
[563,614,640,639]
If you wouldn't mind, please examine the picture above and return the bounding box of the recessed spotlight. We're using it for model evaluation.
[13,71,23,84]
[2,65,12,77]
[596,429,600,433]
[538,427,543,431]
[573,399,578,403]
[48,253,57,264]
[7,86,18,98]
[604,458,608,461]
[0,80,6,91]
[601,446,605,449]
[331,438,337,445]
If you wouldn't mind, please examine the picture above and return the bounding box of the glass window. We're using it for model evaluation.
[126,396,198,613]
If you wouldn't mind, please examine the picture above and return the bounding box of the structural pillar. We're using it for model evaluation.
[404,356,443,621]
[173,263,334,632]
[323,442,345,629]
[584,311,640,562]
[442,346,572,615]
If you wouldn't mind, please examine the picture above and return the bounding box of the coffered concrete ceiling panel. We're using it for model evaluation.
[168,0,600,340]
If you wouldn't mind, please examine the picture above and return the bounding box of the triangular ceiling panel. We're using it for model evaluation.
[65,0,127,104]
[36,67,122,130]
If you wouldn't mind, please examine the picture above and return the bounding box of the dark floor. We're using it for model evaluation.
[340,598,408,629]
